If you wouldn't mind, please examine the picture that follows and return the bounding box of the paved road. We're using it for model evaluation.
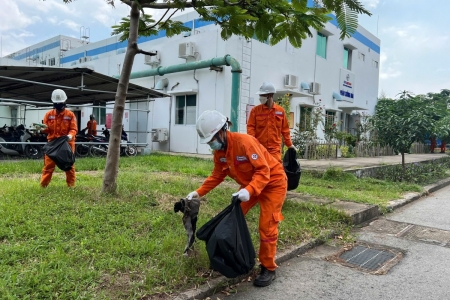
[207,184,450,300]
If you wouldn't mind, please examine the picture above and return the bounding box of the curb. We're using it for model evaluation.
[175,176,450,300]
[386,177,450,211]
[173,232,336,300]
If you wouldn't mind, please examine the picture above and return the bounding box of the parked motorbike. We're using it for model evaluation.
[23,128,45,159]
[88,128,137,157]
[0,124,42,159]
[75,130,95,158]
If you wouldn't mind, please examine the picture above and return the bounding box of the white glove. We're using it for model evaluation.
[67,134,73,141]
[186,191,199,200]
[232,188,250,202]
[288,145,297,151]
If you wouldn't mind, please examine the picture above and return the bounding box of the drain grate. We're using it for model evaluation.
[327,243,403,274]
[339,245,396,271]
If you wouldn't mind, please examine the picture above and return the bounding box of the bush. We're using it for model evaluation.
[373,156,450,184]
[322,167,356,182]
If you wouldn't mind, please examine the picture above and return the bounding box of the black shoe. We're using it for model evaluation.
[253,265,276,287]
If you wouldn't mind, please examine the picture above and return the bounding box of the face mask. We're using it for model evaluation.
[53,103,66,111]
[208,140,223,151]
[259,96,268,105]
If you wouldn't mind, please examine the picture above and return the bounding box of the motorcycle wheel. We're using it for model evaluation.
[75,144,90,157]
[124,145,137,157]
[89,145,107,157]
[24,144,43,160]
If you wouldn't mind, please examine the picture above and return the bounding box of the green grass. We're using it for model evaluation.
[296,168,423,207]
[0,154,350,299]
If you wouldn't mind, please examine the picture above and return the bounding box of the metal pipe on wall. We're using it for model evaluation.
[115,54,242,131]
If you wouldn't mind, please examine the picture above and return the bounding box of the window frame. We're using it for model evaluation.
[316,32,327,59]
[299,106,313,132]
[175,94,197,125]
[93,102,106,125]
[325,111,336,129]
[343,47,352,70]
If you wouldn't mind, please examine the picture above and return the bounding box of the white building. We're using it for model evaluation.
[2,10,380,155]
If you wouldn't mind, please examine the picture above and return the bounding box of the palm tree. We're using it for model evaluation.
[396,90,414,99]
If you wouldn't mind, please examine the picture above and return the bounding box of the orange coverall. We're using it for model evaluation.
[40,109,78,187]
[247,103,293,161]
[86,120,97,136]
[196,131,287,271]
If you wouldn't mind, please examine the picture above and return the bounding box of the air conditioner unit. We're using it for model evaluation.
[152,128,169,142]
[284,74,298,88]
[309,82,321,95]
[178,42,196,58]
[144,51,160,66]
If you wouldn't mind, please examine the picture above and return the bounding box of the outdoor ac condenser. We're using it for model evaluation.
[309,82,321,95]
[152,128,169,142]
[284,74,298,88]
[144,50,160,66]
[178,42,196,58]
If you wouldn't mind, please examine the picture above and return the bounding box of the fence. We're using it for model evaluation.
[300,141,339,159]
[353,143,395,157]
[298,141,428,160]
[354,142,427,157]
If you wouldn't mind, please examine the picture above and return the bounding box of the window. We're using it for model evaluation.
[40,60,46,65]
[93,102,106,125]
[299,106,313,131]
[175,95,197,125]
[359,52,365,61]
[325,111,336,129]
[49,58,56,66]
[316,32,327,58]
[343,47,352,70]
[372,60,378,68]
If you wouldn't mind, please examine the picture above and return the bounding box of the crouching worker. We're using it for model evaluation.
[186,110,287,287]
[39,89,78,187]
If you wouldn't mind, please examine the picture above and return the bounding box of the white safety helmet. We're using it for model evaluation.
[196,110,228,144]
[51,89,67,103]
[255,82,276,95]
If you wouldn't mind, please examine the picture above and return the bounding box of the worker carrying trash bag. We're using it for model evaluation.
[186,110,287,287]
[38,89,78,187]
[247,82,296,162]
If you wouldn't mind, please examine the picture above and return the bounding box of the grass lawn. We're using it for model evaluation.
[0,153,431,298]
[296,168,423,207]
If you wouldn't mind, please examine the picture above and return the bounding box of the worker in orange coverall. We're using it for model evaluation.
[83,114,97,136]
[186,110,287,287]
[38,89,78,187]
[247,82,296,162]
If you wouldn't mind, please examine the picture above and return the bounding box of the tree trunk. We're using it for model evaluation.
[102,2,139,194]
[401,151,405,181]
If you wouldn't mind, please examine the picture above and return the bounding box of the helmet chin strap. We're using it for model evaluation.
[215,126,228,150]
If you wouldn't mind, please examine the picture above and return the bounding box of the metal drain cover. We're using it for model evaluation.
[340,245,396,270]
[328,243,403,274]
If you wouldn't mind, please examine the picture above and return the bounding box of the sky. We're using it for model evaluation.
[0,0,449,99]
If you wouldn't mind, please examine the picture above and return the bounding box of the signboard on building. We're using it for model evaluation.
[339,69,355,102]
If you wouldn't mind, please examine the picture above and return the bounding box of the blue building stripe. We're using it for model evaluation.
[14,40,60,60]
[328,15,380,53]
[60,12,378,64]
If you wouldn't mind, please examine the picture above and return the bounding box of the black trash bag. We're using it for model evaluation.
[42,136,75,171]
[196,196,256,278]
[283,147,301,191]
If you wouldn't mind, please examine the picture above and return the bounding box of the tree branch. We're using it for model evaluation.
[145,8,171,30]
[120,0,133,6]
[137,48,157,56]
[140,2,195,9]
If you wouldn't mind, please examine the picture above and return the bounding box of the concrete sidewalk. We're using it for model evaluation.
[169,152,448,172]
[170,152,450,300]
